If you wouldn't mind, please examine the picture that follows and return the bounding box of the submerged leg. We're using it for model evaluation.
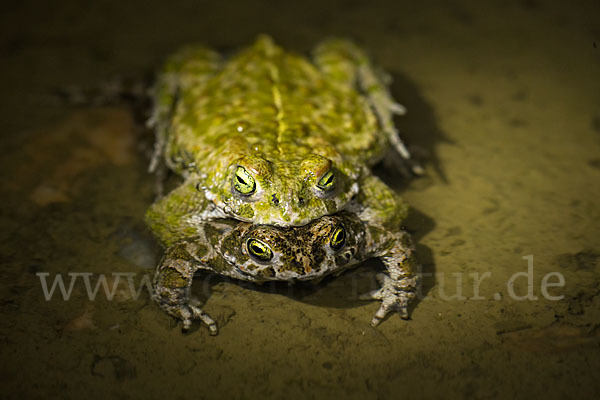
[153,241,218,335]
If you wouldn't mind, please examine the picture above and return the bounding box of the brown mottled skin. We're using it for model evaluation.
[153,209,418,335]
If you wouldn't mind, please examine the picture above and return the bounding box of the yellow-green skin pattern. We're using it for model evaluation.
[148,35,408,229]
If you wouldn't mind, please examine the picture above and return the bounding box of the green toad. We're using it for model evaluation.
[148,35,413,228]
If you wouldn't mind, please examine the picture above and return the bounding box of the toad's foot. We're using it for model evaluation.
[154,293,218,335]
[389,101,407,115]
[360,273,417,327]
[182,298,218,335]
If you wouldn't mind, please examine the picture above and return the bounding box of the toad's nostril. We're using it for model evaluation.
[271,194,279,206]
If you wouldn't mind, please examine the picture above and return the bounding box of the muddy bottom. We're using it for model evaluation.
[1,1,599,399]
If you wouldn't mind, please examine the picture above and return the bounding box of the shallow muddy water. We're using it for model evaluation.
[1,1,599,399]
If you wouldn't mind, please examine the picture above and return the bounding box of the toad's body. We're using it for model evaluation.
[148,35,412,229]
[153,211,418,335]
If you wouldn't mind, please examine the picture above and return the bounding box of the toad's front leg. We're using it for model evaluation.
[153,241,218,335]
[349,175,419,324]
[360,230,419,326]
[353,176,420,325]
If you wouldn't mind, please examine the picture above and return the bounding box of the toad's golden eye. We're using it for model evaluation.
[317,170,335,191]
[247,239,273,262]
[233,166,256,195]
[330,226,346,250]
